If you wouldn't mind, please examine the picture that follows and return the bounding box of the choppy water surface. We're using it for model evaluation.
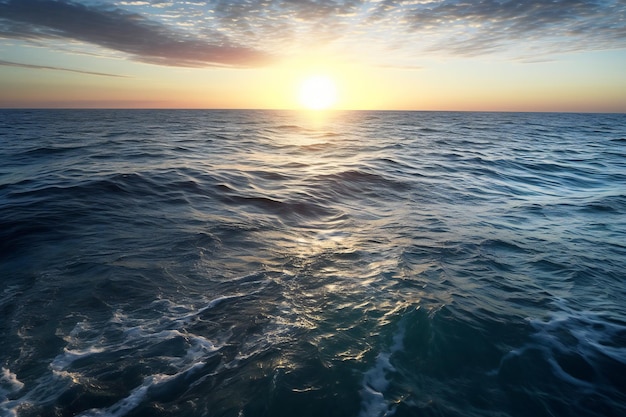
[1,110,625,417]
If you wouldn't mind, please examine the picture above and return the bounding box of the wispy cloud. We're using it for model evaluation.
[0,59,130,77]
[376,63,424,71]
[0,0,272,67]
[0,0,624,68]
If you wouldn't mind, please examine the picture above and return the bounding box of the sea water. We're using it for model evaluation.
[1,109,625,417]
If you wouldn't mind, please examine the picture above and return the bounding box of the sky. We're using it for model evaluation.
[1,0,625,111]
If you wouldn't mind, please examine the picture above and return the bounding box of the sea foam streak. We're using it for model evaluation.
[359,318,407,417]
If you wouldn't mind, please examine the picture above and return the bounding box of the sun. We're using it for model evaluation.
[298,75,337,110]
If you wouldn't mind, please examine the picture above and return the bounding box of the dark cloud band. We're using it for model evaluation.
[0,59,129,77]
[0,0,272,67]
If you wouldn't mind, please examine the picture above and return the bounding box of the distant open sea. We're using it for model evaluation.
[1,109,625,417]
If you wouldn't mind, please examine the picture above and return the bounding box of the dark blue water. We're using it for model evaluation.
[1,109,625,417]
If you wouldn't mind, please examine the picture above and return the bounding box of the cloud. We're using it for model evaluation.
[0,0,624,68]
[0,59,130,77]
[376,63,424,71]
[400,0,626,55]
[0,0,272,67]
[209,0,626,58]
[361,0,625,57]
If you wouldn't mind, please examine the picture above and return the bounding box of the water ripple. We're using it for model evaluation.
[1,110,625,417]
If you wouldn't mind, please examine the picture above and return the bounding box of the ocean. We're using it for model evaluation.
[0,109,625,417]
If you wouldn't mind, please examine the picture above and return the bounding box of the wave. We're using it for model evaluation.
[493,300,626,416]
[1,110,625,417]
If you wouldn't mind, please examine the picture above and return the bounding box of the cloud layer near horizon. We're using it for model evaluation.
[1,0,625,68]
[0,59,129,76]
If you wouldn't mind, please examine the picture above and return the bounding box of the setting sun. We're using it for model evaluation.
[298,75,338,110]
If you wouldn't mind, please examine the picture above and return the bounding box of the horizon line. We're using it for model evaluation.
[1,107,624,115]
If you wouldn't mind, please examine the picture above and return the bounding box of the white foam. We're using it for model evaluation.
[77,380,150,417]
[183,294,243,320]
[205,294,241,309]
[358,318,407,417]
[51,346,106,371]
[0,368,23,397]
[0,367,24,416]
[168,293,246,326]
[3,294,233,416]
[0,365,79,417]
[77,361,209,417]
[359,352,395,417]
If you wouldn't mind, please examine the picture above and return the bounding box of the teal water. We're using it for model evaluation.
[1,110,625,416]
